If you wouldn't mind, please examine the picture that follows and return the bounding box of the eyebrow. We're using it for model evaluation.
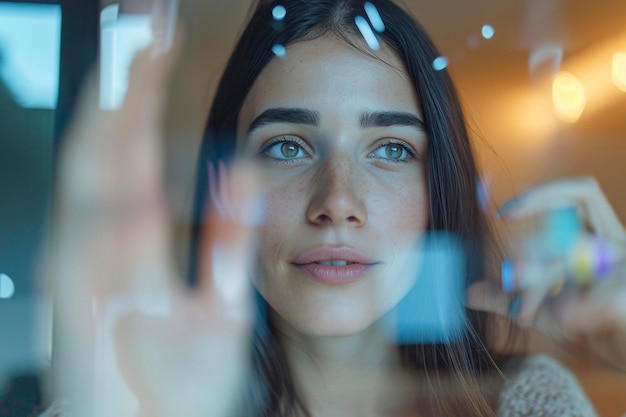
[360,111,426,131]
[246,108,426,133]
[247,108,320,133]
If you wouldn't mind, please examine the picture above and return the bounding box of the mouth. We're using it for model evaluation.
[291,246,379,284]
[312,260,360,266]
[292,245,376,265]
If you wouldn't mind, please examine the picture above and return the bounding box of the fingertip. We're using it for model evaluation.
[465,280,511,316]
[210,243,249,305]
[197,197,256,302]
[229,162,266,226]
[514,289,547,328]
[508,294,522,319]
[124,25,184,105]
[516,312,534,328]
[501,259,515,293]
[150,0,183,58]
[496,196,522,218]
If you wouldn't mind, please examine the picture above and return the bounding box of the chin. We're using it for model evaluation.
[275,303,384,339]
[304,322,378,338]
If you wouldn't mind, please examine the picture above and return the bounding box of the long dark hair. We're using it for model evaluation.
[189,1,513,415]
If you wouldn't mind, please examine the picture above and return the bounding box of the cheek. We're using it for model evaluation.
[262,181,308,234]
[373,175,429,237]
[372,177,429,310]
[252,181,313,308]
[254,183,306,275]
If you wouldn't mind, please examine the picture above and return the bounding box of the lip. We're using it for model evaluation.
[291,246,379,284]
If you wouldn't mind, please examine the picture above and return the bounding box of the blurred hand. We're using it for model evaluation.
[43,29,259,417]
[467,177,626,371]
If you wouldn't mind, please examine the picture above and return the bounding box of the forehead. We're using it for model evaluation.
[238,35,422,130]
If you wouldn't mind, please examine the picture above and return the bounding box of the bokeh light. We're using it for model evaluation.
[364,2,385,32]
[543,205,582,253]
[0,2,61,109]
[552,71,586,123]
[612,52,626,92]
[382,232,466,344]
[272,5,286,21]
[0,273,15,299]
[476,176,490,213]
[354,15,380,50]
[272,44,286,58]
[528,43,563,76]
[481,24,495,40]
[432,56,448,71]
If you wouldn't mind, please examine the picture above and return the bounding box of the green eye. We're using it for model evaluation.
[371,142,413,162]
[261,137,309,162]
[281,142,300,158]
[385,145,404,160]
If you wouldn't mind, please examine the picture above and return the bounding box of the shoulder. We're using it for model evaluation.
[497,354,597,417]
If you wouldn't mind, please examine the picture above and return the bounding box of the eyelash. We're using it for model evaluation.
[258,136,418,164]
[369,139,417,163]
[259,135,311,165]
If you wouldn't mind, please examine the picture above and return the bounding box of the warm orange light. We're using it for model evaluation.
[612,52,626,92]
[552,71,586,123]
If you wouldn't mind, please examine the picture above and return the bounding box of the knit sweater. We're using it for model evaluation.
[497,354,598,417]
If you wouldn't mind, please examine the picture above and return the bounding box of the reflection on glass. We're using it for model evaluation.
[612,52,626,92]
[0,273,15,299]
[481,23,494,40]
[552,71,586,122]
[0,2,61,109]
[99,4,152,110]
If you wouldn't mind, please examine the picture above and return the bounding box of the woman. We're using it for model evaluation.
[47,0,625,416]
[189,0,509,415]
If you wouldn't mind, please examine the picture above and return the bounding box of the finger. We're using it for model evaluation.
[121,17,183,114]
[466,274,559,329]
[565,265,626,334]
[56,35,183,222]
[510,253,567,323]
[60,25,182,159]
[465,259,558,319]
[197,163,263,318]
[466,280,512,317]
[498,177,626,242]
[510,234,624,294]
[218,159,236,218]
[61,70,111,146]
[51,31,185,304]
[46,23,185,417]
[151,0,180,57]
[121,53,171,127]
[511,252,568,292]
[208,160,227,218]
[515,285,555,327]
[207,159,237,220]
[557,262,626,371]
[54,68,115,217]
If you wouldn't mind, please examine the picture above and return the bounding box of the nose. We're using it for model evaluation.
[305,154,368,227]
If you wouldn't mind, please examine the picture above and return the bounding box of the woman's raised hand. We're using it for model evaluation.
[44,30,259,417]
[468,177,626,370]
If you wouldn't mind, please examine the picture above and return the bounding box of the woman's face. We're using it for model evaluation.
[237,36,429,337]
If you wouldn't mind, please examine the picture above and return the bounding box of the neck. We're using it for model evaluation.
[271,313,419,417]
